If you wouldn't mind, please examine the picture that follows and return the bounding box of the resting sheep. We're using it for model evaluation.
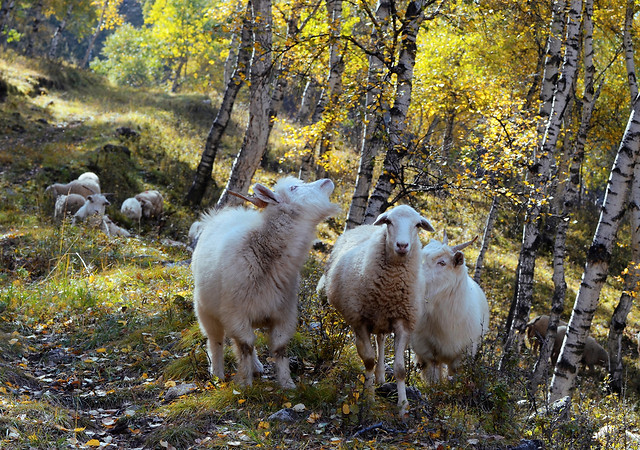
[192,177,339,389]
[45,180,98,199]
[321,204,434,416]
[135,190,163,219]
[525,314,567,353]
[76,172,101,194]
[411,233,489,384]
[73,194,110,223]
[120,197,142,222]
[101,215,130,237]
[54,193,86,219]
[551,325,609,372]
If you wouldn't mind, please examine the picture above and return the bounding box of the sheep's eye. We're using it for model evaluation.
[290,185,299,191]
[437,260,446,266]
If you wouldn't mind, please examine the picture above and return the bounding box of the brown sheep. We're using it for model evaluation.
[525,314,567,353]
[551,326,609,372]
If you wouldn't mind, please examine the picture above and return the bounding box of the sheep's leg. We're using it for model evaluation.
[252,348,264,376]
[354,326,376,399]
[392,323,410,418]
[195,303,226,380]
[268,322,296,390]
[231,335,256,387]
[375,333,387,384]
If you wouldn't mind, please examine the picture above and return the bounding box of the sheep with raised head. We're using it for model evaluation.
[135,190,163,219]
[76,172,101,194]
[54,193,86,219]
[120,197,142,222]
[321,205,434,417]
[45,180,98,199]
[525,314,567,353]
[411,233,489,384]
[551,326,609,372]
[192,177,339,389]
[73,194,110,223]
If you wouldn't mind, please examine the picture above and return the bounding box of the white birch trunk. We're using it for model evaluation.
[344,0,391,230]
[48,3,73,60]
[607,0,639,394]
[549,94,640,402]
[216,0,274,208]
[624,0,638,107]
[81,0,108,68]
[363,0,429,223]
[474,196,499,284]
[503,0,583,356]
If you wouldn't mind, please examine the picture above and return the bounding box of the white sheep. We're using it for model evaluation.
[135,190,163,219]
[73,194,110,223]
[192,176,339,389]
[45,180,98,199]
[551,326,609,372]
[101,215,130,237]
[120,197,142,222]
[411,233,489,384]
[321,204,434,417]
[54,193,86,219]
[76,172,101,194]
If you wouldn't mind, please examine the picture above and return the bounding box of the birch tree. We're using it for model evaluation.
[344,0,392,230]
[215,0,274,208]
[48,3,74,60]
[185,4,252,206]
[549,94,640,402]
[474,196,499,283]
[503,0,582,357]
[606,0,639,394]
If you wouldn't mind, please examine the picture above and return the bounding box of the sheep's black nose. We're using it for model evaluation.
[396,242,409,254]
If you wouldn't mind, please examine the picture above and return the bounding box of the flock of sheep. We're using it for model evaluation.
[45,171,164,237]
[46,172,616,417]
[191,176,491,417]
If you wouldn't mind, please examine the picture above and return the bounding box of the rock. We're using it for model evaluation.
[163,383,197,402]
[528,395,571,422]
[508,439,544,449]
[267,408,298,422]
[376,382,425,402]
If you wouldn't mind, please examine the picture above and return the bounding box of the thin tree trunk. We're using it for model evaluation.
[81,0,108,68]
[185,4,252,206]
[474,196,499,284]
[607,0,639,394]
[503,0,582,358]
[48,3,73,60]
[624,0,638,107]
[224,31,240,87]
[549,93,640,403]
[215,0,274,208]
[363,0,436,223]
[530,0,598,394]
[344,0,392,230]
[26,0,43,57]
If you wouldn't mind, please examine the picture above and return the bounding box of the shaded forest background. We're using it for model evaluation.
[1,0,640,448]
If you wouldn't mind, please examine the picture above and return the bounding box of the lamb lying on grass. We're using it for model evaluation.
[321,205,434,417]
[192,177,339,389]
[411,233,489,384]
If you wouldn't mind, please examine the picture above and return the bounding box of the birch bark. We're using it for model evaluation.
[344,0,391,230]
[549,94,640,402]
[81,0,108,68]
[473,196,499,284]
[185,4,252,206]
[215,0,274,208]
[48,3,73,60]
[503,0,582,357]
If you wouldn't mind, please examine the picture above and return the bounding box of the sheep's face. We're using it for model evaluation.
[86,194,110,214]
[421,240,466,290]
[374,205,434,258]
[257,176,340,220]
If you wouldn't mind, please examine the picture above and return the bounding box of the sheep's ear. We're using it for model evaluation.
[87,195,95,202]
[419,218,435,232]
[253,183,281,205]
[453,251,465,267]
[373,212,391,226]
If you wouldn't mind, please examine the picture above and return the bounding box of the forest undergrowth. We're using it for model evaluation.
[1,53,640,449]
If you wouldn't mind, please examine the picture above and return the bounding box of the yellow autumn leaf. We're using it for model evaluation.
[74,427,86,432]
[238,398,246,404]
[258,421,270,429]
[165,380,177,388]
[96,348,107,353]
[0,387,6,394]
[342,403,350,415]
[86,439,101,447]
